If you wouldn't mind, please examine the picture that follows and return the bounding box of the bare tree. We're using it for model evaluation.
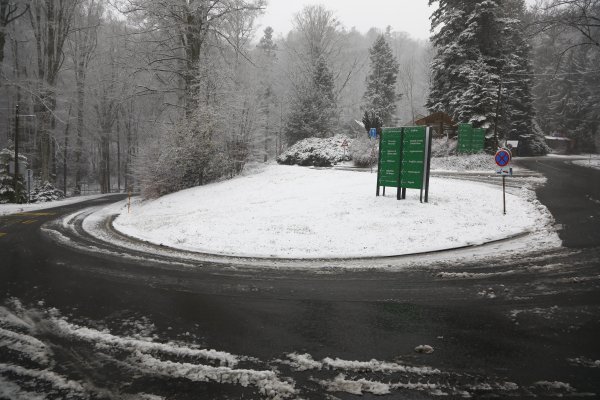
[0,0,28,64]
[114,0,266,113]
[68,0,101,193]
[28,0,79,182]
[539,0,600,49]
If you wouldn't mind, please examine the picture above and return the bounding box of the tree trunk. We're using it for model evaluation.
[99,134,110,193]
[74,75,85,194]
[63,105,72,195]
[117,119,121,192]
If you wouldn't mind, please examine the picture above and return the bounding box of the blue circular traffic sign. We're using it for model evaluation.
[495,149,511,167]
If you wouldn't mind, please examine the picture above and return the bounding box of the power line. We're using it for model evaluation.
[505,69,600,77]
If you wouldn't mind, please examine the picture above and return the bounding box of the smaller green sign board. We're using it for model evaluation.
[458,123,486,154]
[401,127,426,189]
[472,128,486,152]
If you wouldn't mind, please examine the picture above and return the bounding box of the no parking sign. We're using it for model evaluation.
[495,148,511,167]
[494,148,512,215]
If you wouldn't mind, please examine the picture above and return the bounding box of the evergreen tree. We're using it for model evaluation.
[546,46,599,152]
[532,1,599,153]
[256,27,279,160]
[363,34,400,126]
[428,0,503,130]
[502,0,549,155]
[284,56,336,144]
[428,0,547,154]
[362,110,383,136]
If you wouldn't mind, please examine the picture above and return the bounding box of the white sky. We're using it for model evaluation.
[256,0,435,40]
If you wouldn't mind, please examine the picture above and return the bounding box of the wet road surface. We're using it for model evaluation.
[1,157,599,399]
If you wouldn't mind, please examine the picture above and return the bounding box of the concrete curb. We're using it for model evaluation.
[107,214,533,262]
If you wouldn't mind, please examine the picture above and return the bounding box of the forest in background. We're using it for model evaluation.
[0,0,598,201]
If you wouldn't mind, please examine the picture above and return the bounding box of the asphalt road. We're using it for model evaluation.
[0,157,599,399]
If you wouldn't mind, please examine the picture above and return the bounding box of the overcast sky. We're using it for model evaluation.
[256,0,435,40]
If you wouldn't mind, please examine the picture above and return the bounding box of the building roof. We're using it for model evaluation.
[414,112,456,126]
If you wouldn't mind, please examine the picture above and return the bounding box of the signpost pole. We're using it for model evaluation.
[397,128,404,200]
[376,130,382,196]
[503,175,506,215]
[424,127,433,203]
[495,148,511,215]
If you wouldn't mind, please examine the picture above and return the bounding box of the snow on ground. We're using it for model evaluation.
[431,153,496,171]
[113,164,557,259]
[0,194,120,216]
[572,158,600,170]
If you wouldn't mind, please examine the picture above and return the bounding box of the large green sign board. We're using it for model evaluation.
[458,123,486,154]
[376,126,432,202]
[401,127,427,189]
[378,128,402,187]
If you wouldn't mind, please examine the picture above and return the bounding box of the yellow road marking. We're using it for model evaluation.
[0,232,7,238]
[13,212,56,217]
[21,219,38,225]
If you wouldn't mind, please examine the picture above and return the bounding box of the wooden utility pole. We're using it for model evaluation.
[493,79,503,149]
[13,104,20,203]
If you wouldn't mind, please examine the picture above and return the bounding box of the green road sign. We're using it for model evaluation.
[457,123,473,154]
[401,127,426,189]
[378,128,402,187]
[458,123,486,154]
[376,126,433,202]
[472,128,486,152]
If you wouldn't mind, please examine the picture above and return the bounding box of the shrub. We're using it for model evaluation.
[349,135,378,167]
[277,135,352,167]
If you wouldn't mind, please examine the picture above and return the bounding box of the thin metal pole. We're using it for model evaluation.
[14,104,20,203]
[503,175,506,215]
[376,130,382,196]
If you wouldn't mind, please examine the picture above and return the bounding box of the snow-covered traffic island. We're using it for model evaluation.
[113,164,558,259]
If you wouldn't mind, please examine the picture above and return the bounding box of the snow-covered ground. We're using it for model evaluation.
[113,165,558,259]
[572,158,600,170]
[0,194,121,216]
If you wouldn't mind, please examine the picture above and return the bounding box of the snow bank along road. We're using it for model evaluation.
[0,156,599,399]
[110,164,559,259]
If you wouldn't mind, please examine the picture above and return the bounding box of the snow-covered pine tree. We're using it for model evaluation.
[428,0,503,133]
[361,110,383,136]
[363,34,400,126]
[428,0,548,154]
[502,0,549,155]
[256,26,279,161]
[546,46,599,152]
[0,148,27,204]
[284,55,336,144]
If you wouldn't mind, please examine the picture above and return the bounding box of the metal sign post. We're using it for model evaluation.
[494,148,512,215]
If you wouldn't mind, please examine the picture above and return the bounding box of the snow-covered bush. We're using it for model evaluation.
[349,135,378,167]
[431,137,458,157]
[277,135,352,167]
[0,148,27,204]
[518,122,550,156]
[31,181,65,203]
[134,116,228,199]
[431,153,496,171]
